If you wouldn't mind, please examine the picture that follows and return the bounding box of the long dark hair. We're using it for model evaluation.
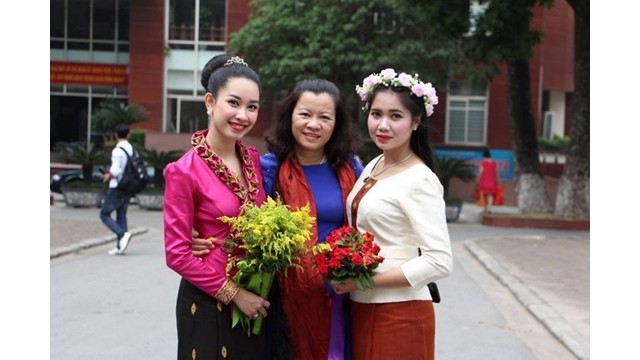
[265,79,361,169]
[364,85,436,171]
[200,54,261,96]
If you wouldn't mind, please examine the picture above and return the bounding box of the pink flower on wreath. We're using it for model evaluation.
[380,68,397,80]
[363,74,380,87]
[411,82,428,97]
[425,82,439,105]
[426,103,435,117]
[397,72,413,87]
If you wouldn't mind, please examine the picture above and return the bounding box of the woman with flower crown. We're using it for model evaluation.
[192,78,364,360]
[331,68,453,360]
[163,53,271,360]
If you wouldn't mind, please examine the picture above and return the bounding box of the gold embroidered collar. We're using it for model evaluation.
[191,129,260,208]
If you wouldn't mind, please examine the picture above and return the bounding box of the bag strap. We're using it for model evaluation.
[118,146,137,159]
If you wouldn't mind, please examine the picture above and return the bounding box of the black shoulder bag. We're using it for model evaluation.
[418,248,441,303]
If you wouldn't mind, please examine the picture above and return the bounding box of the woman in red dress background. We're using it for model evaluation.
[477,148,498,214]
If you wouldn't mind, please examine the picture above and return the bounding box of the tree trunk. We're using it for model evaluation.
[82,164,93,185]
[155,166,165,188]
[507,58,554,213]
[554,0,589,219]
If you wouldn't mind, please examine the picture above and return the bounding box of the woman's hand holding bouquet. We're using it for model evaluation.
[220,196,314,335]
[312,226,384,293]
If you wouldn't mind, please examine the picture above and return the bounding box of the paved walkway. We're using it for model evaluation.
[455,203,589,359]
[50,217,148,259]
[50,197,589,359]
[468,236,589,359]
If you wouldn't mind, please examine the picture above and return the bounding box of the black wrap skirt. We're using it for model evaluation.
[176,278,266,360]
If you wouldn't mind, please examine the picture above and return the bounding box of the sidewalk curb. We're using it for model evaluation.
[50,227,149,259]
[464,238,589,360]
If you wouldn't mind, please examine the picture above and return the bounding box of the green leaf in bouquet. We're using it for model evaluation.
[337,267,350,276]
[220,196,315,335]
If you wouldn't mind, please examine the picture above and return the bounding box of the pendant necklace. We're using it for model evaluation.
[363,153,413,183]
[299,154,326,165]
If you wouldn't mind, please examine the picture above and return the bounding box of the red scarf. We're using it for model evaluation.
[276,156,357,360]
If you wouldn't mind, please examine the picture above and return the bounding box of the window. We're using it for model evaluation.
[118,0,130,43]
[67,0,90,40]
[169,0,196,43]
[446,81,488,145]
[49,0,130,53]
[165,0,227,132]
[542,111,555,139]
[167,98,208,134]
[50,0,131,147]
[51,0,65,39]
[93,1,116,40]
[169,0,226,49]
[199,0,226,42]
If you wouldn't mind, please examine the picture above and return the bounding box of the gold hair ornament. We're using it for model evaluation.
[224,56,248,67]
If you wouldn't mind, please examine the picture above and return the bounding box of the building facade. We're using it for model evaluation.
[50,0,574,181]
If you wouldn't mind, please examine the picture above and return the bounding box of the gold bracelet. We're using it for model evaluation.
[215,278,240,305]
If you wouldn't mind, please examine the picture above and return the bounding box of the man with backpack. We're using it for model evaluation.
[100,123,134,255]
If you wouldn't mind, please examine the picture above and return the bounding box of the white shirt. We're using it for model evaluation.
[108,140,133,188]
[346,154,453,303]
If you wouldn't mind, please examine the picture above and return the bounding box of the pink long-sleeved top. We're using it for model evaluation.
[163,146,266,298]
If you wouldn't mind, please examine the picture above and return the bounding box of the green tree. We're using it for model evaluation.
[139,148,184,188]
[467,0,555,213]
[554,0,589,219]
[58,144,108,184]
[230,0,470,112]
[92,98,150,146]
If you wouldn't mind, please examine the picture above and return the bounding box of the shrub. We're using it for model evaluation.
[435,156,476,199]
[537,135,570,152]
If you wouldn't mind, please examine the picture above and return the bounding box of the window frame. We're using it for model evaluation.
[445,82,489,146]
[164,0,227,132]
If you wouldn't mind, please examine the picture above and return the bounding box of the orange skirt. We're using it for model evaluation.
[350,300,435,360]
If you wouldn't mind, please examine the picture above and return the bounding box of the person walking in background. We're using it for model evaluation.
[332,68,453,360]
[163,54,270,360]
[192,78,363,359]
[100,122,133,255]
[477,148,499,214]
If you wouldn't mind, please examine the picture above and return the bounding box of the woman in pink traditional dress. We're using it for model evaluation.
[477,148,499,214]
[192,79,364,360]
[163,54,270,360]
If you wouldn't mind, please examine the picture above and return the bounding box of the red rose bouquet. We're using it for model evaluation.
[312,226,384,290]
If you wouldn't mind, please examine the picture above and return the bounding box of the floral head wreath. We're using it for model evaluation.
[224,56,248,67]
[355,68,439,117]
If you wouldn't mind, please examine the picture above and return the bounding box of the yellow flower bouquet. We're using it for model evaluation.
[219,196,314,335]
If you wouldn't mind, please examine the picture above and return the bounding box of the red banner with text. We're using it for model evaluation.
[50,62,128,86]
